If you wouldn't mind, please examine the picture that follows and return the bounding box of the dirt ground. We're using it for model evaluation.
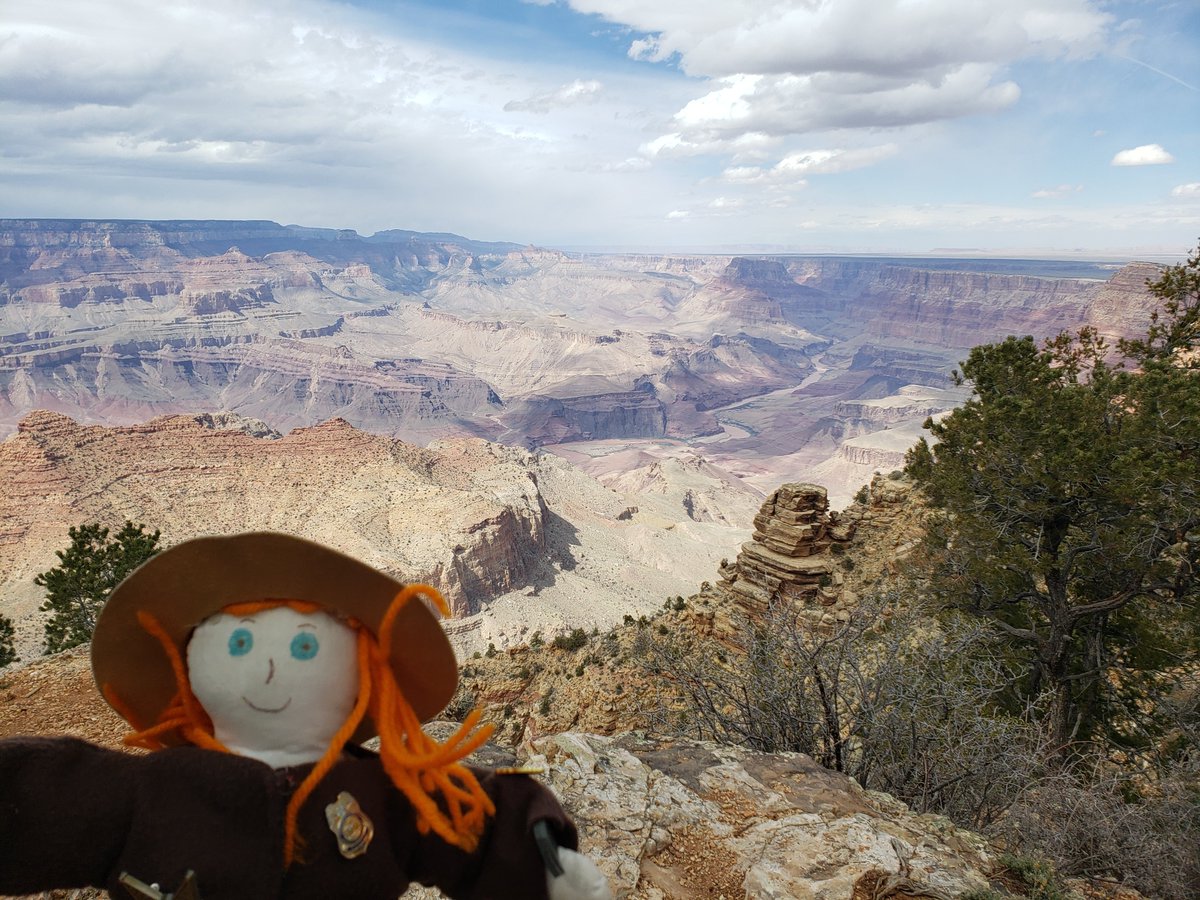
[0,647,128,747]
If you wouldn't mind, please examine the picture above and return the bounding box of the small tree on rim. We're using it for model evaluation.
[0,613,16,667]
[37,521,162,653]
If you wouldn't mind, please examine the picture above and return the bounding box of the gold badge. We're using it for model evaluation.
[325,791,374,859]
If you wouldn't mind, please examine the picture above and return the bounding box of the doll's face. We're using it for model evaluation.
[187,605,359,768]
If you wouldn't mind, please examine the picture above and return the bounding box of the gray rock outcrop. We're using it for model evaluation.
[406,731,993,899]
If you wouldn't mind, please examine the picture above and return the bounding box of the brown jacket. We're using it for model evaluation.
[0,737,577,899]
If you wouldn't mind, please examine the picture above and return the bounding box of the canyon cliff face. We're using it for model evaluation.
[0,410,545,618]
[783,257,1121,346]
[0,219,1167,507]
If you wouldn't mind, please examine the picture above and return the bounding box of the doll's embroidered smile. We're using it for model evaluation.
[243,695,292,714]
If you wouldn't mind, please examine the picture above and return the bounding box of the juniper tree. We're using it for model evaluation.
[906,246,1200,755]
[37,521,162,653]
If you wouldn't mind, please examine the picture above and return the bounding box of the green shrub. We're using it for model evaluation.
[998,854,1072,900]
[552,628,588,651]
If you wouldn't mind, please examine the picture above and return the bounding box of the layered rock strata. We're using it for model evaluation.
[714,483,856,616]
[0,409,752,663]
[837,474,929,592]
[0,220,1164,461]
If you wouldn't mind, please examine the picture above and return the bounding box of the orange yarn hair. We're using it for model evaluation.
[114,587,496,866]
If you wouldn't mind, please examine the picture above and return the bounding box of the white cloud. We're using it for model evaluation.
[1173,183,1200,198]
[666,65,1021,144]
[666,209,690,219]
[774,144,899,176]
[599,157,653,172]
[1032,184,1083,198]
[505,79,603,114]
[722,165,786,184]
[569,1,1109,76]
[640,129,780,161]
[562,0,1110,148]
[721,144,899,186]
[1111,144,1175,166]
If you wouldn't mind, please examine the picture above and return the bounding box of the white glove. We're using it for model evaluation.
[546,848,612,900]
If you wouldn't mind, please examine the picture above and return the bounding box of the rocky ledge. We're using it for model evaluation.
[0,650,993,900]
[403,730,993,900]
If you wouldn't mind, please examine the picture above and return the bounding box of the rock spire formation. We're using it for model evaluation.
[714,483,857,620]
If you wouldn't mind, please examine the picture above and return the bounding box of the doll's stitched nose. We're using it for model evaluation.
[266,658,275,684]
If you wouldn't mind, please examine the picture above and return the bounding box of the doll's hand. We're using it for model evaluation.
[546,848,611,900]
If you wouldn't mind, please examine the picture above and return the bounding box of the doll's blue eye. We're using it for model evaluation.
[228,628,254,657]
[291,632,319,661]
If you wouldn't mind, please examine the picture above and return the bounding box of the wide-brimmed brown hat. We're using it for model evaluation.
[92,532,459,744]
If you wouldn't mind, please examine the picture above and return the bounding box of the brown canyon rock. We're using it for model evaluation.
[0,221,1165,486]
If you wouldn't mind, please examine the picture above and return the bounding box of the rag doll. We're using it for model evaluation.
[0,532,610,900]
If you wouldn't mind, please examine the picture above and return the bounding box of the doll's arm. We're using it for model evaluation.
[547,850,611,900]
[403,768,609,900]
[0,736,136,894]
[536,822,612,900]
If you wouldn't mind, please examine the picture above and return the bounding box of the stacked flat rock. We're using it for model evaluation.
[719,482,855,614]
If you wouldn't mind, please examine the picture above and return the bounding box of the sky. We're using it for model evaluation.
[2,0,1198,256]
